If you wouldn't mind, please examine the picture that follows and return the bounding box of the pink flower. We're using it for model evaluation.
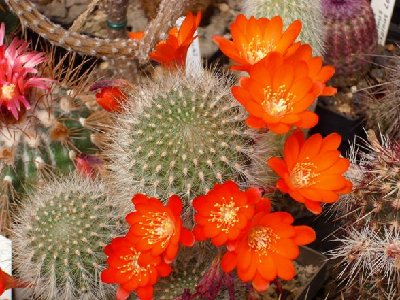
[0,23,52,120]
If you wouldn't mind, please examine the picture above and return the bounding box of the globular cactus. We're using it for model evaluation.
[12,174,119,300]
[364,54,400,140]
[243,0,325,55]
[322,0,378,87]
[103,70,274,214]
[329,131,400,298]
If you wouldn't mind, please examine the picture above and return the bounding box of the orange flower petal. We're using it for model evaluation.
[267,157,288,178]
[273,254,296,281]
[167,195,183,215]
[284,130,303,170]
[258,255,277,281]
[274,238,299,259]
[298,133,323,161]
[295,111,319,129]
[180,227,195,246]
[304,199,323,214]
[320,133,341,153]
[246,116,267,129]
[252,272,270,292]
[293,226,316,245]
[221,251,237,272]
[274,19,302,53]
[267,122,291,134]
[136,285,154,300]
[313,150,340,171]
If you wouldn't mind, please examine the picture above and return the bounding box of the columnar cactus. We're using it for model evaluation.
[322,0,378,87]
[330,131,400,298]
[12,174,119,300]
[243,0,325,55]
[103,70,275,214]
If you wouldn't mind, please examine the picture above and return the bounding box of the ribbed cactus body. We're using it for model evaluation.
[330,132,400,298]
[322,0,378,87]
[243,0,325,55]
[104,71,273,214]
[13,174,117,300]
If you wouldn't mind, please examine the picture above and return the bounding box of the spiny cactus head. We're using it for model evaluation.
[104,70,270,215]
[243,0,325,55]
[13,174,118,300]
[322,0,377,86]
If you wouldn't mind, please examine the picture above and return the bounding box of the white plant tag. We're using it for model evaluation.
[371,0,396,45]
[175,16,203,76]
[0,235,12,300]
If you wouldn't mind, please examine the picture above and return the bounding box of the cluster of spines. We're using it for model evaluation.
[330,131,400,298]
[12,174,118,300]
[243,0,325,55]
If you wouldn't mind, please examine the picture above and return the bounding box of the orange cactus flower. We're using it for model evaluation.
[193,181,271,246]
[267,130,352,214]
[286,42,337,96]
[0,268,28,296]
[95,87,126,112]
[126,194,195,263]
[232,52,321,134]
[148,12,202,68]
[129,31,144,40]
[213,15,302,71]
[221,211,316,292]
[101,236,172,300]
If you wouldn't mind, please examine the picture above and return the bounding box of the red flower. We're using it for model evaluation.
[193,181,270,246]
[213,15,301,71]
[0,22,51,120]
[126,194,194,263]
[286,43,337,96]
[0,268,27,296]
[221,211,315,292]
[267,130,353,214]
[95,87,126,112]
[148,12,201,68]
[101,236,172,300]
[232,52,321,134]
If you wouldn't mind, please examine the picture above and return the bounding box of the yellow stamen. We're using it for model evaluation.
[139,212,175,247]
[209,197,240,233]
[290,161,319,188]
[0,84,16,100]
[248,226,279,252]
[262,85,295,117]
[246,36,275,65]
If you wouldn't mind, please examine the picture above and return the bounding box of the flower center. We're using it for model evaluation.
[210,199,240,233]
[141,212,175,247]
[246,36,274,65]
[262,85,295,117]
[290,161,319,188]
[118,248,150,279]
[248,226,278,252]
[0,84,16,100]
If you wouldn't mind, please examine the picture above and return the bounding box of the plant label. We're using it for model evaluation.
[371,0,396,45]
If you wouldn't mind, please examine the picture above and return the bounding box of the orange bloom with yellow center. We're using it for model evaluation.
[193,181,270,246]
[126,194,194,263]
[101,236,171,300]
[146,12,201,68]
[213,15,301,71]
[221,211,315,291]
[267,130,352,214]
[232,52,322,134]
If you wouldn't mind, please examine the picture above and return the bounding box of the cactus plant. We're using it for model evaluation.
[329,131,400,298]
[322,0,378,87]
[12,173,119,300]
[103,70,275,215]
[243,0,325,55]
[364,54,400,140]
[0,51,99,233]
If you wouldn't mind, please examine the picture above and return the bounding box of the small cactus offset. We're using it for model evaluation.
[12,174,119,300]
[330,131,400,298]
[103,70,273,214]
[243,0,325,55]
[322,0,378,87]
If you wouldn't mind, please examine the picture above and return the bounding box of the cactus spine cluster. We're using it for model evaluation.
[243,0,325,55]
[103,70,274,214]
[330,131,400,299]
[12,174,118,300]
[321,0,378,87]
